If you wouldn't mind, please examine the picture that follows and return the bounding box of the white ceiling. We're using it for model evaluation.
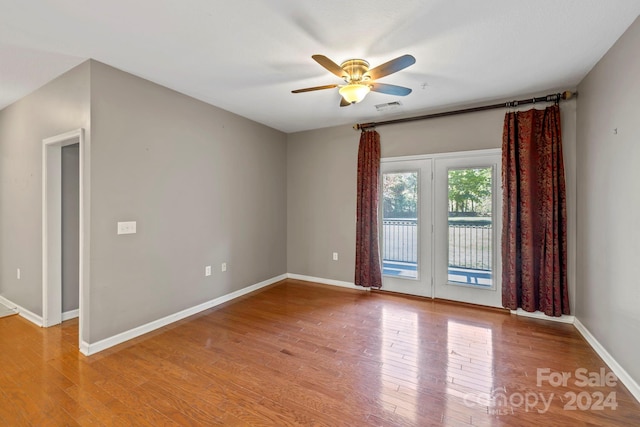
[1,1,639,133]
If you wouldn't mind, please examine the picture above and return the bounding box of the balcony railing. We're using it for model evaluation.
[382,218,418,263]
[382,218,492,271]
[448,223,492,270]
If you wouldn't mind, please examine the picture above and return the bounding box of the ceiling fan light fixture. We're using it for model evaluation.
[339,84,370,104]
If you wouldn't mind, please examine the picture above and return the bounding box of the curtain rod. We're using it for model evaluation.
[353,90,576,131]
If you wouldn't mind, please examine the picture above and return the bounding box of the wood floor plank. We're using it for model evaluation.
[1,279,640,426]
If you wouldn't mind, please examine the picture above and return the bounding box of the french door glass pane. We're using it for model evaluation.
[447,167,493,287]
[382,172,418,279]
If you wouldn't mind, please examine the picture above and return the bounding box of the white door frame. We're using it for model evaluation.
[42,128,90,353]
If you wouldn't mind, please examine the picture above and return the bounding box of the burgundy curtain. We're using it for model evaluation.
[355,130,382,289]
[502,104,569,316]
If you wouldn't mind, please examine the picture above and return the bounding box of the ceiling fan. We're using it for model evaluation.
[292,54,416,107]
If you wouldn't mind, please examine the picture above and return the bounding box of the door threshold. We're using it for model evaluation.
[372,289,510,314]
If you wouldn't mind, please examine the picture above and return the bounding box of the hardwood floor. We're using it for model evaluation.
[1,278,639,426]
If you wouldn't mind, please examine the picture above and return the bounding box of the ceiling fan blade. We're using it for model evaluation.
[340,97,351,107]
[365,54,416,80]
[292,84,338,93]
[312,55,348,79]
[369,83,412,96]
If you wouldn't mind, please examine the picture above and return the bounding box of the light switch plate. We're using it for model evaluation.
[117,221,137,235]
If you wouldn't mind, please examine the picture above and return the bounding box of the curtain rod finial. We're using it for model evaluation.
[562,90,576,100]
[353,124,360,131]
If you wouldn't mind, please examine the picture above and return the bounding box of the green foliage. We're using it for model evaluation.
[383,172,417,218]
[448,168,492,215]
[382,167,493,218]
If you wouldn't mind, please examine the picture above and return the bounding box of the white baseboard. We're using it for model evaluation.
[80,340,90,355]
[0,295,16,312]
[286,273,367,291]
[0,295,43,326]
[574,318,640,403]
[82,274,287,356]
[62,309,79,321]
[0,295,77,326]
[511,308,575,324]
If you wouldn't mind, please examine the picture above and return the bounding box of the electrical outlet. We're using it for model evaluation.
[221,262,227,272]
[17,268,21,280]
[333,252,338,261]
[205,266,212,276]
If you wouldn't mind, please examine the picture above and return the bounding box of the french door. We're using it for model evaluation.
[380,150,502,308]
[380,160,432,297]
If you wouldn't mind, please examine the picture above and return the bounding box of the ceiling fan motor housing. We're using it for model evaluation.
[340,59,370,83]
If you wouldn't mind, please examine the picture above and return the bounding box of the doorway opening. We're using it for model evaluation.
[43,128,89,354]
[61,143,80,320]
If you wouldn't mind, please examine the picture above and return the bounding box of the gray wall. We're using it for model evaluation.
[287,97,577,313]
[87,61,287,342]
[0,62,90,314]
[576,17,640,383]
[0,59,287,345]
[62,143,80,313]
